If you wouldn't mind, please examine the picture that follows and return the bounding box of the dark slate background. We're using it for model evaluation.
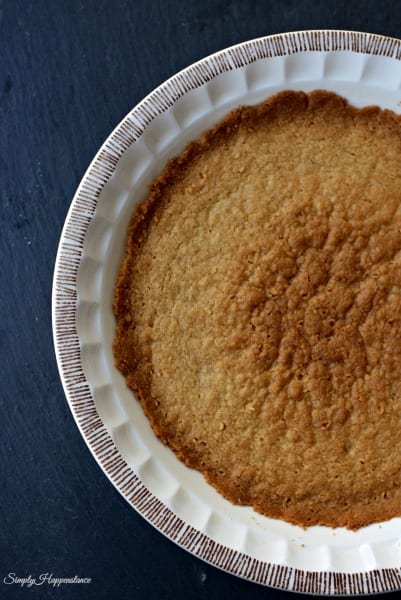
[2,1,401,598]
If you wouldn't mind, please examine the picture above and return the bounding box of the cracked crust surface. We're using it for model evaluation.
[113,90,401,529]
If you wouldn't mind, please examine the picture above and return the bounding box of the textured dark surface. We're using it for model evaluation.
[2,1,401,598]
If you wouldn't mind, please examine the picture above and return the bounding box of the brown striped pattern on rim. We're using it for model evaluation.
[53,30,401,594]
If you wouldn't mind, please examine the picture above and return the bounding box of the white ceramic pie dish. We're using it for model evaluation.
[53,30,401,595]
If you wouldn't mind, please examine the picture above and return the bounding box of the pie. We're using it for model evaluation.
[113,90,401,529]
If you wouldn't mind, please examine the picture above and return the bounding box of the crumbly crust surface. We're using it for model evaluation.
[113,90,401,529]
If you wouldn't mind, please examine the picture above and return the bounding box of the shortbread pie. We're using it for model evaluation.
[113,90,401,529]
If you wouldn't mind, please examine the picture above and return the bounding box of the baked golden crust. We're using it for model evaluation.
[113,90,401,529]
